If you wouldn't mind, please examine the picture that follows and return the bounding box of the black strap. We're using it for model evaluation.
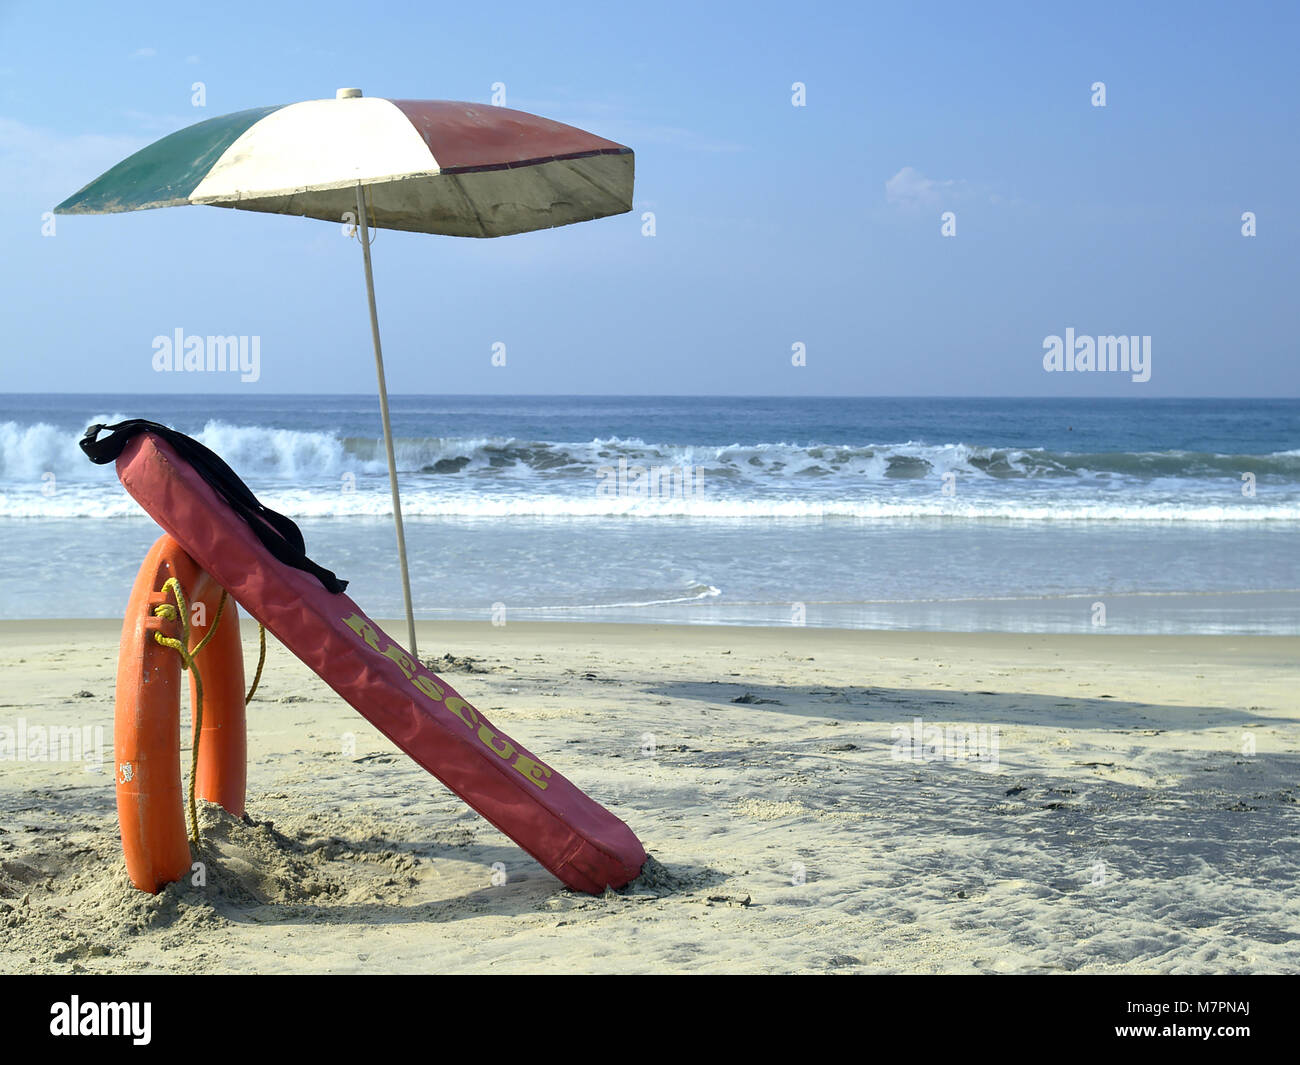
[81,419,348,594]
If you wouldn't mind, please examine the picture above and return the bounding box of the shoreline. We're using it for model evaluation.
[4,587,1300,635]
[5,614,1300,640]
[4,617,1300,651]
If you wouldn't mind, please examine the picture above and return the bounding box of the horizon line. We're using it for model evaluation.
[3,391,1298,401]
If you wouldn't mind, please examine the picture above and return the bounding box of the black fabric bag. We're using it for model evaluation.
[81,419,348,594]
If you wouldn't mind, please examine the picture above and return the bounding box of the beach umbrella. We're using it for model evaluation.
[55,89,635,654]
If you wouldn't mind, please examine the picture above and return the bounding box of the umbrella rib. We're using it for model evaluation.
[439,173,490,237]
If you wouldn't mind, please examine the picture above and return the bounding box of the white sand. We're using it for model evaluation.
[1,620,1297,973]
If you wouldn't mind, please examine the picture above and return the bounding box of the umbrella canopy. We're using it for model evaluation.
[56,90,634,655]
[56,91,634,236]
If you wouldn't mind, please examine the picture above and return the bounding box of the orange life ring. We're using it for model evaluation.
[115,533,247,892]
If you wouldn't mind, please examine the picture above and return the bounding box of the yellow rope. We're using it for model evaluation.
[151,580,266,847]
[245,623,266,705]
[151,578,204,845]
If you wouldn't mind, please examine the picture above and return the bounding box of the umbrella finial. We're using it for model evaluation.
[336,87,363,99]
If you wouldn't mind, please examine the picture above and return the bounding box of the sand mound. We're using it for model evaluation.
[0,859,43,899]
[617,854,723,898]
[1,800,435,970]
[422,653,494,674]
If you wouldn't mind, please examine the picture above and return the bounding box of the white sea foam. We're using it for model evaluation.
[4,420,1299,524]
[5,486,1298,523]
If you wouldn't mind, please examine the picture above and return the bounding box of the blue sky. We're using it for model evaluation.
[1,0,1296,396]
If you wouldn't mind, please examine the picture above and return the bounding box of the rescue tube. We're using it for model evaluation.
[89,423,646,893]
[116,533,247,892]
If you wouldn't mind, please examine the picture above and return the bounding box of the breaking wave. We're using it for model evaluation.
[5,419,1299,482]
[3,420,1297,523]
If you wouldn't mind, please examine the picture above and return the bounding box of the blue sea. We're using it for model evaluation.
[1,394,1297,633]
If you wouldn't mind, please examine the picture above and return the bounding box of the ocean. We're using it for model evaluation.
[1,394,1297,633]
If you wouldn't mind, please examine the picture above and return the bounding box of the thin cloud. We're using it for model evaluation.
[885,166,965,206]
[883,166,1026,211]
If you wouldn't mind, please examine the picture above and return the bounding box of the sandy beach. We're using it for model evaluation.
[1,619,1296,974]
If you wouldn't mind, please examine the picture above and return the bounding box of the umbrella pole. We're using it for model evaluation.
[354,182,419,656]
